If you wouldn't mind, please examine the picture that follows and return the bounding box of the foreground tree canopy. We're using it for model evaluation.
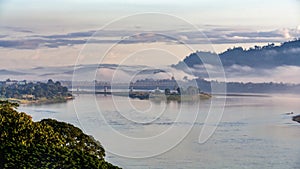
[0,100,120,169]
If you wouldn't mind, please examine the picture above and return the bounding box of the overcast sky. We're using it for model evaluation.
[1,0,299,28]
[0,0,299,83]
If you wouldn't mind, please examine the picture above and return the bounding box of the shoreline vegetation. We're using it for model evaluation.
[0,79,74,105]
[72,88,212,101]
[0,100,121,168]
[7,96,74,105]
[128,92,212,101]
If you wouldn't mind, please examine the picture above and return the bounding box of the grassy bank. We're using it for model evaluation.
[5,96,74,105]
[149,93,212,101]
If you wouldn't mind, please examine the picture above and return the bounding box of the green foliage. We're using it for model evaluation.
[1,144,65,168]
[0,144,119,169]
[0,100,19,109]
[39,119,106,160]
[0,101,120,169]
[0,79,71,100]
[0,101,64,147]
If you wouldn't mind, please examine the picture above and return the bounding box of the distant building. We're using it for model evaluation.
[130,78,178,90]
[17,80,27,85]
[22,94,35,100]
[5,80,17,86]
[0,79,27,86]
[0,81,5,86]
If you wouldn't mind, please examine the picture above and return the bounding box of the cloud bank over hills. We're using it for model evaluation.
[0,39,299,84]
[175,39,300,68]
[0,26,299,49]
[173,39,300,83]
[0,64,194,84]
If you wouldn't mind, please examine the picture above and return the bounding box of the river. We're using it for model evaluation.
[19,93,300,169]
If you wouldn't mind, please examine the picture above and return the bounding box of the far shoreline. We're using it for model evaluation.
[5,96,74,105]
[214,93,271,97]
[72,90,271,98]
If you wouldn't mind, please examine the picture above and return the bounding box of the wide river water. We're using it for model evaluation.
[19,93,300,169]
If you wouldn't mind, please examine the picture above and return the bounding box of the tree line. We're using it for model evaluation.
[0,79,72,100]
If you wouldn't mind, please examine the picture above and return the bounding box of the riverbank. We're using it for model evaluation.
[149,93,212,101]
[5,96,74,105]
[73,90,212,101]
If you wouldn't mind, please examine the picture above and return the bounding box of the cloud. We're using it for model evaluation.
[2,26,34,33]
[39,30,96,39]
[0,26,299,49]
[0,63,299,84]
[119,33,181,44]
[0,35,8,39]
[226,30,282,38]
[0,39,111,49]
[279,28,292,39]
[0,32,180,49]
[0,69,29,76]
[202,27,300,44]
[270,65,300,83]
[189,64,300,84]
[0,64,197,84]
[227,64,254,72]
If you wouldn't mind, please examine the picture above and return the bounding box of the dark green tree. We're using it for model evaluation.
[0,101,120,169]
[39,119,106,160]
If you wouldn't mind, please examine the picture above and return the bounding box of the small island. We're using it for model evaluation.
[292,114,300,123]
[129,86,212,101]
[0,79,73,105]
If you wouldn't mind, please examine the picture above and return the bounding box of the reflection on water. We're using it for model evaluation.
[19,94,300,169]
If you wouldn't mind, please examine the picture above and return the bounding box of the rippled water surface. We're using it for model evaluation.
[19,94,300,169]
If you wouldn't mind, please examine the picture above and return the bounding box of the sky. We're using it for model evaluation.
[0,0,299,82]
[1,0,299,28]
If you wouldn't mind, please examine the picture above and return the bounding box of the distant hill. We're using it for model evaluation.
[195,78,300,94]
[0,69,28,76]
[174,39,300,68]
